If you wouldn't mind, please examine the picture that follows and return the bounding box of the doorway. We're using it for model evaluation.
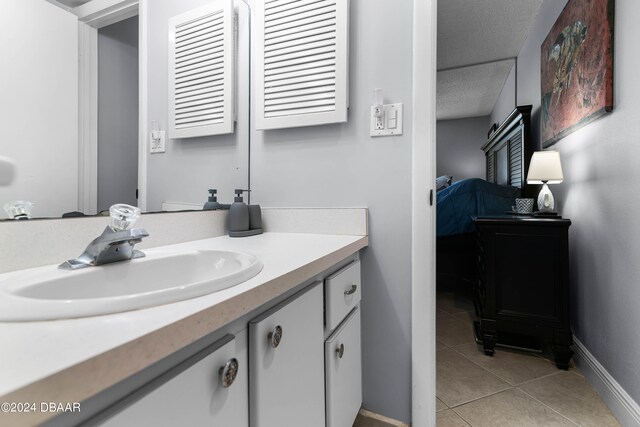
[97,16,139,211]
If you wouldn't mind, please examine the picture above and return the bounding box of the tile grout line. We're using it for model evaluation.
[450,406,476,427]
[517,387,582,427]
[449,344,517,386]
[450,342,569,388]
[443,385,514,410]
[448,408,473,427]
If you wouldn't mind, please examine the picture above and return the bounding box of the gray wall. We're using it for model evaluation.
[146,0,249,210]
[490,63,515,127]
[250,0,413,422]
[98,16,139,211]
[436,116,488,182]
[492,0,640,406]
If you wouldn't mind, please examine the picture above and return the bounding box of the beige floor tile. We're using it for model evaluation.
[437,291,475,314]
[437,316,476,347]
[437,409,470,426]
[436,397,448,412]
[436,348,510,407]
[454,388,576,427]
[436,340,448,350]
[453,311,476,323]
[519,371,621,427]
[453,343,559,386]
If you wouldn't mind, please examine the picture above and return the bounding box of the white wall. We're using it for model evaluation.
[0,0,78,218]
[436,116,488,182]
[492,0,640,409]
[98,16,139,211]
[250,0,414,422]
[144,0,249,211]
[489,63,516,127]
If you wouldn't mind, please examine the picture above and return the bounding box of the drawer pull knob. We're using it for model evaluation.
[344,284,358,296]
[268,325,283,348]
[219,358,239,388]
[336,343,345,359]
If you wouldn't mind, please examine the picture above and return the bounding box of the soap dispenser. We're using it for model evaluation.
[203,189,230,210]
[229,189,250,237]
[203,189,220,210]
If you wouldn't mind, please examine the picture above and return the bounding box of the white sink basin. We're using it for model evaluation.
[0,249,263,321]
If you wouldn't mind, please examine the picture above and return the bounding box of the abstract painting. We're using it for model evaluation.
[541,0,614,147]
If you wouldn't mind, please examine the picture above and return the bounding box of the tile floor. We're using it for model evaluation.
[436,288,621,427]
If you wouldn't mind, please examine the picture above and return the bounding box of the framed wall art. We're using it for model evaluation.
[541,0,614,147]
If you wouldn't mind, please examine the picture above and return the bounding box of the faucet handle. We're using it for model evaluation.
[109,204,141,231]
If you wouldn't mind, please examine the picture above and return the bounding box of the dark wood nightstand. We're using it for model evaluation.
[473,216,573,369]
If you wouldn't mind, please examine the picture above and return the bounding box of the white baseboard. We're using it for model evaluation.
[573,336,640,427]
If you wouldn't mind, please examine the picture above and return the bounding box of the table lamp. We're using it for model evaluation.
[527,150,563,213]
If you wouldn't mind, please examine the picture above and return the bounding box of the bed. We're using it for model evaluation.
[437,105,535,288]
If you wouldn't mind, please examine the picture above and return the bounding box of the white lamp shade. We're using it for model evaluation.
[527,150,564,184]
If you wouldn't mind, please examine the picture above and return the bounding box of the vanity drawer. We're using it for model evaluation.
[325,260,361,332]
[325,306,362,427]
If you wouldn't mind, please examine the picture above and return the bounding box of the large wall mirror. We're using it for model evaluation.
[0,0,250,220]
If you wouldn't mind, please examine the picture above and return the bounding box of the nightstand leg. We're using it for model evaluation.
[481,318,497,356]
[552,329,574,370]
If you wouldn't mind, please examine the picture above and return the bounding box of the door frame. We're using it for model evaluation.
[411,0,437,426]
[76,0,146,214]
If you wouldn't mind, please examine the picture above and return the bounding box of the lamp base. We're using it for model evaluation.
[537,183,555,213]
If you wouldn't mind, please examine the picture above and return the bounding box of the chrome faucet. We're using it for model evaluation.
[59,204,149,270]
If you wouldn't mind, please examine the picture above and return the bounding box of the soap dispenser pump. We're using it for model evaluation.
[229,189,250,237]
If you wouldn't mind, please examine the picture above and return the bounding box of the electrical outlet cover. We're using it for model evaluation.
[150,131,166,154]
[370,103,403,137]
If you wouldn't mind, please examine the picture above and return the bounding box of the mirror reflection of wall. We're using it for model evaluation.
[0,0,250,220]
[0,0,79,218]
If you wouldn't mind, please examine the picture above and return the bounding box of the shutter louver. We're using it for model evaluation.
[509,128,523,188]
[168,0,235,139]
[256,0,349,130]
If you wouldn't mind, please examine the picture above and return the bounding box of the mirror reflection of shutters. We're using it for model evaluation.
[168,0,235,139]
[256,0,350,130]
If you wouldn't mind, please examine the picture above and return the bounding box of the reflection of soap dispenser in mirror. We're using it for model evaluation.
[203,189,230,210]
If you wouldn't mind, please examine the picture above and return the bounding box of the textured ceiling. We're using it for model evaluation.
[437,0,543,120]
[437,59,515,120]
[48,0,92,9]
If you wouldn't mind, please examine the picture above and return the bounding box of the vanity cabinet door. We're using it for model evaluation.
[100,332,248,427]
[249,283,325,427]
[325,306,362,427]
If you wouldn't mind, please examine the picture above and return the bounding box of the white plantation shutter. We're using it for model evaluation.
[256,0,349,130]
[168,0,235,139]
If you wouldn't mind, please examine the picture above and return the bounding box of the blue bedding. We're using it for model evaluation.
[437,178,519,237]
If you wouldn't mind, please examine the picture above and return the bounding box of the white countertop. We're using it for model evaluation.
[0,232,367,425]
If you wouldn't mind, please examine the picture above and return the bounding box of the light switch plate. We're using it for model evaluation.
[150,131,166,154]
[370,103,403,137]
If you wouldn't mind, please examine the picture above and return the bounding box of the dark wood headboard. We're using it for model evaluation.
[481,105,535,198]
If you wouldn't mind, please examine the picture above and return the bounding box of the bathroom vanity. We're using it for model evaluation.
[0,226,367,427]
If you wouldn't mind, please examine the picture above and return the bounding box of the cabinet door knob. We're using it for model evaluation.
[219,358,239,388]
[344,284,358,296]
[336,343,345,359]
[268,325,283,348]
